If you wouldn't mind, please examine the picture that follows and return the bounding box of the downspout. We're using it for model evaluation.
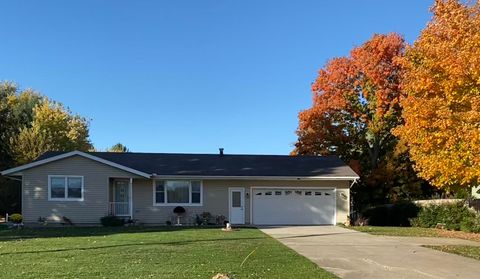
[349,178,359,225]
[349,178,358,188]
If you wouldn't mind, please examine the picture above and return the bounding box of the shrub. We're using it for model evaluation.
[361,202,420,226]
[9,213,23,224]
[411,202,476,231]
[460,217,480,233]
[100,216,125,227]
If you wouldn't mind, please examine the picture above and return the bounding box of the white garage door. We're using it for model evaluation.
[252,188,335,225]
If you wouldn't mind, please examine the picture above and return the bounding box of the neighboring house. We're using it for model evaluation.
[472,186,480,199]
[1,150,359,226]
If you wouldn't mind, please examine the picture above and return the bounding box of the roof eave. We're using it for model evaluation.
[0,151,151,178]
[150,175,359,180]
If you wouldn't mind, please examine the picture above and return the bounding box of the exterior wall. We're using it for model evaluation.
[22,155,140,224]
[133,179,350,225]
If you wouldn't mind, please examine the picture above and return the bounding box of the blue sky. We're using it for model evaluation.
[0,1,432,155]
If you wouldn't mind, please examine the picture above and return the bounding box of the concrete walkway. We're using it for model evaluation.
[260,226,480,279]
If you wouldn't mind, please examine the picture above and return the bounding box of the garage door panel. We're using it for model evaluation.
[252,188,335,225]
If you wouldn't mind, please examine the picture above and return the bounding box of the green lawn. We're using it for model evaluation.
[348,226,441,237]
[0,226,336,279]
[425,245,480,261]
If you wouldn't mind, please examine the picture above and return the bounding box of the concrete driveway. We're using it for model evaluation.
[260,226,480,279]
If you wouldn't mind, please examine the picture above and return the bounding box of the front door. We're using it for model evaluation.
[229,188,245,224]
[113,180,131,216]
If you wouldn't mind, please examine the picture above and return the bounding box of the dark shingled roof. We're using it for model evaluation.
[36,151,359,178]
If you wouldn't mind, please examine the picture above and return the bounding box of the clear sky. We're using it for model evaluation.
[0,1,432,155]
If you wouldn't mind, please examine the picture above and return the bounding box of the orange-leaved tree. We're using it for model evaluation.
[394,0,480,189]
[294,33,430,206]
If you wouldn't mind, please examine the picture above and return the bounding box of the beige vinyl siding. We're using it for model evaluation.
[132,179,350,225]
[22,155,141,224]
[21,154,351,225]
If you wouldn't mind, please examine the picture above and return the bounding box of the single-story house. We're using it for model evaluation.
[1,150,359,226]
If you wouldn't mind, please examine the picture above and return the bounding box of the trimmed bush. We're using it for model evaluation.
[9,213,23,224]
[100,216,125,227]
[460,217,480,233]
[411,202,476,231]
[362,202,420,226]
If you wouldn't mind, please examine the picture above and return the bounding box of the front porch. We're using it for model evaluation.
[108,178,133,217]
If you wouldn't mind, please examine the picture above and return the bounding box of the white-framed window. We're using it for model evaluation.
[153,180,202,206]
[48,175,84,201]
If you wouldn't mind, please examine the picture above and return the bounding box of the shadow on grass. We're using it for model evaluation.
[276,231,358,239]
[0,236,268,256]
[0,226,248,242]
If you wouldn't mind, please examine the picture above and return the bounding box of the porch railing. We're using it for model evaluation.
[109,202,130,216]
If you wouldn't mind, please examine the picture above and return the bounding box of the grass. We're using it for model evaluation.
[0,226,336,279]
[425,245,480,261]
[348,226,441,237]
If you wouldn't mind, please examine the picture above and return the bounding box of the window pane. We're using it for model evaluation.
[155,181,165,192]
[156,192,165,203]
[232,191,241,207]
[155,181,165,203]
[191,192,201,203]
[191,181,201,192]
[51,177,65,198]
[67,177,82,199]
[166,181,189,203]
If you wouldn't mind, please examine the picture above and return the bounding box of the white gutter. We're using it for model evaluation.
[150,175,360,181]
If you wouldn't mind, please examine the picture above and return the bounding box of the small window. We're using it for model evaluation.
[191,181,201,204]
[315,191,322,196]
[275,191,282,196]
[285,190,292,196]
[49,176,84,201]
[255,192,262,196]
[305,191,312,196]
[325,192,331,196]
[265,191,272,196]
[155,181,165,203]
[295,190,302,195]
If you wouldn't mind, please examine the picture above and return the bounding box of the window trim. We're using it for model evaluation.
[152,180,203,206]
[48,175,84,202]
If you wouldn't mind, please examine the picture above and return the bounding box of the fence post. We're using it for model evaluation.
[5,213,8,223]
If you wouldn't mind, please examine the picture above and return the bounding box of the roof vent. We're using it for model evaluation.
[219,148,224,156]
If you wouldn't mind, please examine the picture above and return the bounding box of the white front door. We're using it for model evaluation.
[229,188,245,224]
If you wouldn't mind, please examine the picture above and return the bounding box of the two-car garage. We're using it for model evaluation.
[251,188,336,225]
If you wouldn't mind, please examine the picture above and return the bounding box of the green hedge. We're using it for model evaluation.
[100,216,125,227]
[411,202,480,232]
[362,202,420,226]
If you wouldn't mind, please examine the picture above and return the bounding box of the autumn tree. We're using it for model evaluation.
[294,34,431,207]
[108,143,130,152]
[394,0,480,189]
[0,82,44,214]
[0,82,93,214]
[10,100,93,165]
